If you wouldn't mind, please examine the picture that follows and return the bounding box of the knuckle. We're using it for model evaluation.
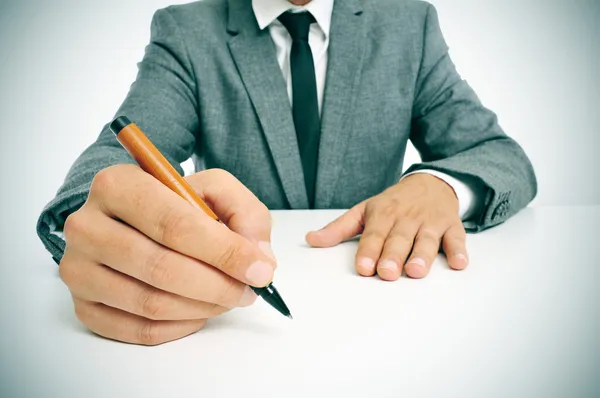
[199,168,236,187]
[90,167,119,197]
[389,230,414,247]
[158,207,195,245]
[143,247,172,287]
[213,304,229,317]
[216,245,236,272]
[373,199,400,218]
[437,215,456,227]
[414,234,442,257]
[138,321,163,346]
[400,217,420,230]
[446,230,466,243]
[418,228,441,243]
[63,211,86,243]
[384,197,401,212]
[215,240,246,274]
[138,288,164,320]
[215,276,238,307]
[364,201,381,218]
[208,168,234,181]
[361,229,387,242]
[206,302,221,318]
[58,257,78,286]
[449,224,467,238]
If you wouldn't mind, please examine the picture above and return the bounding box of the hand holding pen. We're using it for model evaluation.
[57,117,289,346]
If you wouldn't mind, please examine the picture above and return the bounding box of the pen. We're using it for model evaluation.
[109,116,292,319]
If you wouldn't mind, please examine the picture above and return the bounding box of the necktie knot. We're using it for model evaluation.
[278,11,315,41]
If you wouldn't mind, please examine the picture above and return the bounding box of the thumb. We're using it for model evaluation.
[306,203,366,248]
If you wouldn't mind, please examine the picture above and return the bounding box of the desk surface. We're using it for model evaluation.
[1,207,599,398]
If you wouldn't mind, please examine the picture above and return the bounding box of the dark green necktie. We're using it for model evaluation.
[278,11,320,209]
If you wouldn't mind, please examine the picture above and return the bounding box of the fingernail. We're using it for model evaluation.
[245,261,273,287]
[378,260,399,279]
[308,229,322,237]
[258,241,275,260]
[357,257,375,273]
[238,285,258,307]
[407,257,426,269]
[379,260,397,272]
[455,253,468,263]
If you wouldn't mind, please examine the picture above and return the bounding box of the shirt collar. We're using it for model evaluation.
[252,0,334,37]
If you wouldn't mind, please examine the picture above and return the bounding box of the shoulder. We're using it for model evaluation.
[361,0,441,41]
[363,0,432,17]
[152,0,228,32]
[362,0,434,27]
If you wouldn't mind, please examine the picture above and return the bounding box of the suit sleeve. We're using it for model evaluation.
[404,3,537,232]
[36,8,199,262]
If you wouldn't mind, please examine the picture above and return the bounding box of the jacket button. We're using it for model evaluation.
[492,200,510,220]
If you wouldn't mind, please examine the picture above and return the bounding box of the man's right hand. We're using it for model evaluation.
[60,165,276,346]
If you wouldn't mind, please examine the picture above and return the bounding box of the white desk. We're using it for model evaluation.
[1,208,599,398]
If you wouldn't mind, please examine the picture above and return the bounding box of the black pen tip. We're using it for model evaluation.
[287,314,293,320]
[251,283,291,319]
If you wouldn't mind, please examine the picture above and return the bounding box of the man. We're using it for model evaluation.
[37,0,537,345]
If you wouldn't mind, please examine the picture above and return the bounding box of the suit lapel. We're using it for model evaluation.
[315,0,366,208]
[227,0,309,209]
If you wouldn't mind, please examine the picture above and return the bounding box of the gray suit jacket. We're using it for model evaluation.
[37,0,537,262]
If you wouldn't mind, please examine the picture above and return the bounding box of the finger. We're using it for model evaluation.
[63,210,257,309]
[442,223,469,270]
[73,298,206,346]
[305,202,366,248]
[89,165,275,287]
[355,207,396,277]
[404,225,444,279]
[376,220,419,281]
[67,258,230,321]
[186,169,275,259]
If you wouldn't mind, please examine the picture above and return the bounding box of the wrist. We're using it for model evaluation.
[402,173,458,206]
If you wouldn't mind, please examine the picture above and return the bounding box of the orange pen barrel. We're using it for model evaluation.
[109,116,219,221]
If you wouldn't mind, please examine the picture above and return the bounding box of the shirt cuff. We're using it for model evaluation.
[401,169,479,221]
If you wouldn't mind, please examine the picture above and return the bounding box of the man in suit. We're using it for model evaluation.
[38,0,537,345]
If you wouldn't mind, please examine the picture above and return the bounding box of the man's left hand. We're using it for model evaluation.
[306,173,469,281]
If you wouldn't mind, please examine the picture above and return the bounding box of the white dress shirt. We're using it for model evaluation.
[252,0,480,220]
